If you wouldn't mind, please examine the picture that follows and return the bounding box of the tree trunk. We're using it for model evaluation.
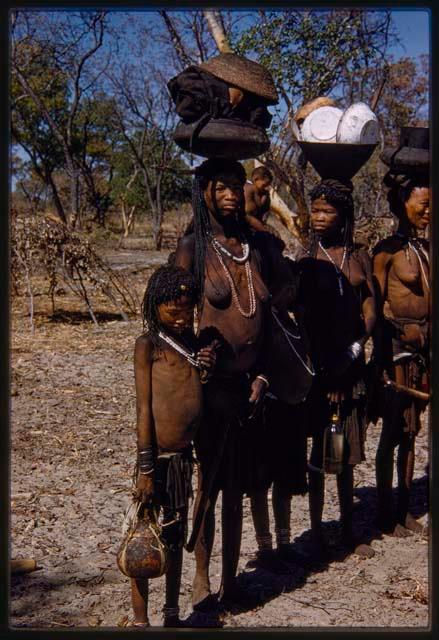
[203,11,232,53]
[46,171,67,225]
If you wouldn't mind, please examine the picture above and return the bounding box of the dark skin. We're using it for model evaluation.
[373,185,430,538]
[244,176,272,233]
[175,170,277,607]
[301,197,377,559]
[131,295,217,627]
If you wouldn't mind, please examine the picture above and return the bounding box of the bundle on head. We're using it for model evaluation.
[141,265,198,344]
[308,178,355,255]
[191,158,247,295]
[383,170,429,219]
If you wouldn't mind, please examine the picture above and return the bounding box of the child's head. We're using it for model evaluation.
[142,265,199,337]
[251,166,273,194]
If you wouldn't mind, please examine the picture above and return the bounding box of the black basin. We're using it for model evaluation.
[173,118,270,159]
[298,141,377,180]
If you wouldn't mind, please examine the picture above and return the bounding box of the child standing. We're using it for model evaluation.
[131,265,217,627]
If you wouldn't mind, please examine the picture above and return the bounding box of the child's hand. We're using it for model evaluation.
[136,473,154,505]
[197,340,220,373]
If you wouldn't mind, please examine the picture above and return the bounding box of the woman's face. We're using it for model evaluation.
[157,295,195,335]
[310,197,342,235]
[404,186,430,231]
[203,172,245,218]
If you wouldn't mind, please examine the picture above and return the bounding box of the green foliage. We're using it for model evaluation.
[234,10,394,107]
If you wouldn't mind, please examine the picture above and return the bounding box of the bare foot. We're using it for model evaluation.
[309,532,329,562]
[391,523,413,538]
[130,619,151,627]
[342,532,375,558]
[375,514,395,534]
[404,513,424,534]
[192,575,215,612]
[247,549,289,574]
[218,583,261,610]
[163,616,188,628]
[277,545,306,566]
[353,543,375,559]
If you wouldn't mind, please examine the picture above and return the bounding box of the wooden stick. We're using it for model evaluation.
[11,559,39,575]
[385,379,430,402]
[370,68,388,112]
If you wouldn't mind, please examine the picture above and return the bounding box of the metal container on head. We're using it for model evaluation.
[298,141,377,180]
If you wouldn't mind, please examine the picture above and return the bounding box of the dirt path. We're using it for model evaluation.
[10,250,429,629]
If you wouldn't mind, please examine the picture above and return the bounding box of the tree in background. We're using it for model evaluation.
[11,10,109,228]
[10,9,429,249]
[232,10,399,236]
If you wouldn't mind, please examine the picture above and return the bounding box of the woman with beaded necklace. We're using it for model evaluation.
[299,178,377,560]
[175,157,293,610]
[372,170,430,538]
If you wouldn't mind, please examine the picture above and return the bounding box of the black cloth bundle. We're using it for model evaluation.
[167,66,272,129]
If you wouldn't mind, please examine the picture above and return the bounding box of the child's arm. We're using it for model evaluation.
[134,335,155,504]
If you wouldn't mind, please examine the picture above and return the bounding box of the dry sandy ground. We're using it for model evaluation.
[10,249,430,630]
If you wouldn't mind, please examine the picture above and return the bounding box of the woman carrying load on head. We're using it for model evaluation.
[299,178,377,559]
[174,157,294,610]
[372,127,430,538]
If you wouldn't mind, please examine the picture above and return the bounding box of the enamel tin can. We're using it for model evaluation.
[336,102,379,144]
[301,106,344,143]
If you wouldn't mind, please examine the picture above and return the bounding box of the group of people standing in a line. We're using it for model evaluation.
[123,53,430,628]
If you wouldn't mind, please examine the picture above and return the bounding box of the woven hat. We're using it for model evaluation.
[380,126,429,174]
[198,53,278,104]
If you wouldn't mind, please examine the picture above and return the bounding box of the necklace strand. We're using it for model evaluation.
[408,241,430,292]
[318,241,347,296]
[396,232,430,293]
[210,242,257,318]
[209,235,250,264]
[271,308,315,376]
[158,331,200,368]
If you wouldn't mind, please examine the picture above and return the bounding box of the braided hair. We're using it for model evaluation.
[141,265,199,347]
[383,171,429,219]
[308,178,355,256]
[191,158,248,296]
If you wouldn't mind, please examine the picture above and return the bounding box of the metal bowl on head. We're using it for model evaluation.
[301,106,344,143]
[336,102,379,144]
[298,141,378,180]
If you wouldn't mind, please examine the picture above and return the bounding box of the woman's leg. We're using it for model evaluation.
[130,578,150,626]
[338,465,375,558]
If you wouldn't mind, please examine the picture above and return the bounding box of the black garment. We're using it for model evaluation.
[154,447,194,550]
[168,66,272,129]
[247,396,309,495]
[194,372,252,494]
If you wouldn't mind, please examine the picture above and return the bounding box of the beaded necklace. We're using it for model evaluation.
[396,232,430,292]
[318,241,348,296]
[158,330,200,368]
[210,241,257,318]
[209,234,250,264]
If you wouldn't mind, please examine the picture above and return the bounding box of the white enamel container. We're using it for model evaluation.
[301,106,344,143]
[336,102,379,144]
